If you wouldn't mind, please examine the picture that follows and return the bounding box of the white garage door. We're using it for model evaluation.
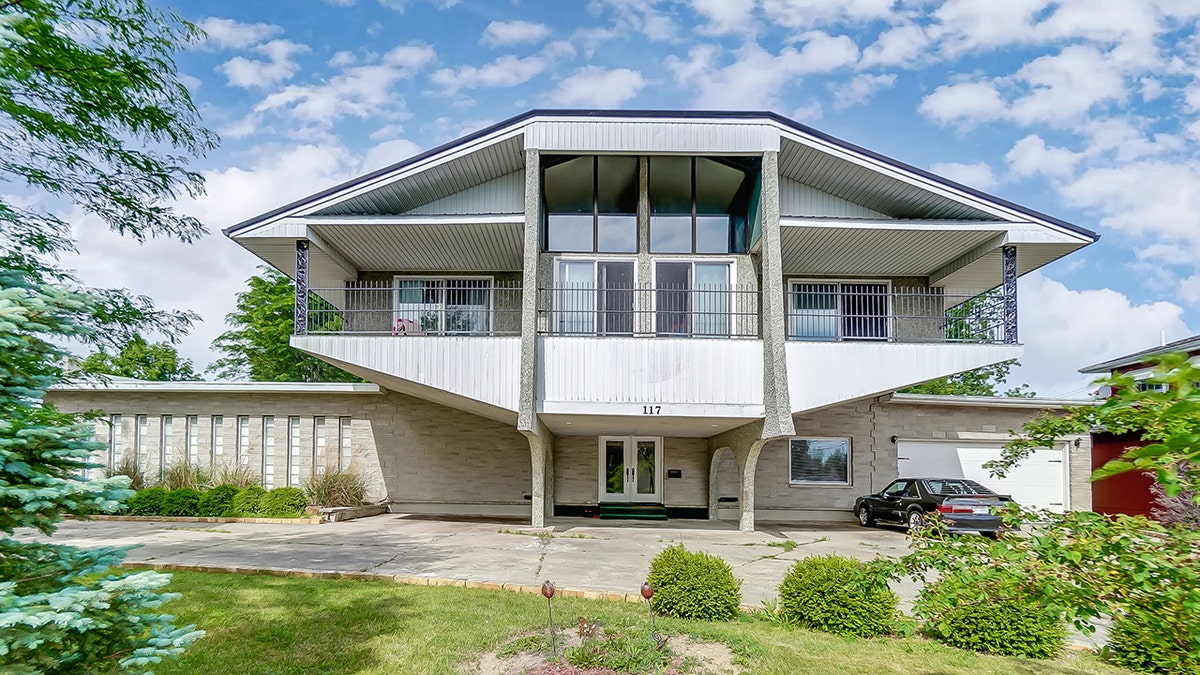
[896,440,1068,512]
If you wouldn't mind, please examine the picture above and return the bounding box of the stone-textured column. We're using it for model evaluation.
[522,419,555,527]
[518,149,541,432]
[710,420,772,532]
[636,156,653,336]
[707,447,733,520]
[1002,245,1018,344]
[295,240,309,335]
[758,151,796,439]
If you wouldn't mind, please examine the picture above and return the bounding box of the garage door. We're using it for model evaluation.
[896,440,1068,512]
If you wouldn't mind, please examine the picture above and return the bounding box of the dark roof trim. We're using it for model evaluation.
[1079,334,1200,373]
[223,109,1099,241]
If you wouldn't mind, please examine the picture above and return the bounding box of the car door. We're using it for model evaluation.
[876,480,909,522]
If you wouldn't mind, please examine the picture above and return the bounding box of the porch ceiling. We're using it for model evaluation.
[308,219,524,272]
[540,414,753,437]
[779,221,1004,279]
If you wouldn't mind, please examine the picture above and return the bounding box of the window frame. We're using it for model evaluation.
[551,256,640,335]
[650,258,737,338]
[185,415,199,465]
[649,156,751,255]
[338,417,353,470]
[542,155,639,254]
[262,416,276,489]
[392,275,496,335]
[287,416,301,487]
[236,415,250,467]
[788,436,852,487]
[787,278,893,342]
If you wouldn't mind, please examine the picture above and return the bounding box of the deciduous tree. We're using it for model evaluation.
[80,335,198,381]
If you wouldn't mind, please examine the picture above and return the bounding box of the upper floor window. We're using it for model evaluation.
[650,156,752,255]
[543,155,638,253]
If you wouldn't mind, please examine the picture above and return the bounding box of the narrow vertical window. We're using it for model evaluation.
[160,415,173,477]
[313,416,327,476]
[108,414,122,470]
[186,415,199,465]
[338,417,352,470]
[136,415,148,466]
[212,415,224,463]
[263,416,275,489]
[287,417,301,487]
[236,416,249,466]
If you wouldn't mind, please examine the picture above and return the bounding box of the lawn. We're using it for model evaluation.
[157,571,1132,675]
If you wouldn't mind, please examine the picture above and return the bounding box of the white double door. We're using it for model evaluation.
[598,436,662,503]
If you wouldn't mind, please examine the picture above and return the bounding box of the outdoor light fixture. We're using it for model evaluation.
[541,580,557,657]
[890,435,898,444]
[641,581,659,639]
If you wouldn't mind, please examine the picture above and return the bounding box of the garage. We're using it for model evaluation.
[896,440,1069,512]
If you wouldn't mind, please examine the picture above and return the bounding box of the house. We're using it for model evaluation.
[49,110,1099,531]
[1079,334,1200,519]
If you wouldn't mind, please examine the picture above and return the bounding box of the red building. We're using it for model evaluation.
[1079,335,1200,519]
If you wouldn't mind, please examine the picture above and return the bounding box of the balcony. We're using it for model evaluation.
[302,279,523,336]
[785,285,1007,344]
[537,285,760,338]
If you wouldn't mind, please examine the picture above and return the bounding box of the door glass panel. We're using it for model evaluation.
[598,262,635,335]
[445,279,490,334]
[396,279,443,333]
[693,263,729,337]
[558,261,595,334]
[605,440,626,496]
[636,441,656,495]
[655,262,691,335]
[790,283,838,340]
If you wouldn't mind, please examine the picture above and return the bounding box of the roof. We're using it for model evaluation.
[887,393,1097,408]
[223,109,1098,241]
[49,378,383,395]
[1079,334,1200,374]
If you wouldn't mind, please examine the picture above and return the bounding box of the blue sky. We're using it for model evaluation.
[65,0,1200,396]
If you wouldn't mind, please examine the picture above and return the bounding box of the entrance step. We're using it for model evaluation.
[598,503,668,521]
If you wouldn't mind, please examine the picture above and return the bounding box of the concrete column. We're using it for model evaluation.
[707,446,733,520]
[521,418,555,527]
[758,151,795,439]
[635,156,653,335]
[518,148,541,432]
[734,441,766,532]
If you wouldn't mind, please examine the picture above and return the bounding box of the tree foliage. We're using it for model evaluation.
[80,335,198,381]
[209,267,360,382]
[0,0,213,670]
[901,359,1035,398]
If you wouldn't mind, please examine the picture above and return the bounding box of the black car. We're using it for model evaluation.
[853,477,1012,537]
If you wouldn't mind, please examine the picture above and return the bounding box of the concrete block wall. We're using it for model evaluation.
[553,435,708,508]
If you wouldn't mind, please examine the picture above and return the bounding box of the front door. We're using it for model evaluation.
[598,436,662,503]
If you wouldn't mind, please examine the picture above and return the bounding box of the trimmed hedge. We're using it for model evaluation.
[778,555,898,638]
[229,485,267,517]
[160,488,202,517]
[258,487,308,518]
[127,487,168,516]
[198,485,239,517]
[646,544,742,621]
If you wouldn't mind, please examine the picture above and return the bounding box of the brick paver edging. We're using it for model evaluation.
[119,562,760,613]
[83,515,324,525]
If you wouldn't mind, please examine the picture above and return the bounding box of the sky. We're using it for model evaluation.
[59,0,1200,398]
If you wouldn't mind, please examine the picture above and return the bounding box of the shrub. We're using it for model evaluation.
[228,485,267,517]
[303,468,367,507]
[1107,610,1200,674]
[106,454,148,492]
[163,461,213,491]
[127,487,168,516]
[778,555,898,638]
[197,485,239,517]
[921,575,1065,659]
[645,544,741,621]
[160,488,202,517]
[258,487,308,518]
[215,464,261,490]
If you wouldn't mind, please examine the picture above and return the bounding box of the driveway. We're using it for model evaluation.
[23,515,912,606]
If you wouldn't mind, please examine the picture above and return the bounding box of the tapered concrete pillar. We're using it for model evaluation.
[758,151,795,439]
[518,148,541,433]
[710,420,771,532]
[522,418,555,527]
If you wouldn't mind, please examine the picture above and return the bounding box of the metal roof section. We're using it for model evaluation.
[887,392,1097,408]
[50,378,383,394]
[1079,334,1200,374]
[223,109,1099,242]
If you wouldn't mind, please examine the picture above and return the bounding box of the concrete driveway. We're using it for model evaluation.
[24,515,913,606]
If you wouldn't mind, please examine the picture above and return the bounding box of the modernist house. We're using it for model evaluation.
[1079,334,1200,519]
[51,110,1099,531]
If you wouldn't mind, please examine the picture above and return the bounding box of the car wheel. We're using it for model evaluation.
[907,509,925,532]
[856,505,875,527]
[982,530,1001,540]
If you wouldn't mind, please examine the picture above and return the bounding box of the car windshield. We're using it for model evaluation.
[923,479,995,495]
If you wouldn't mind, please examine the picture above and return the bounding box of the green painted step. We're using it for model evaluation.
[598,503,668,520]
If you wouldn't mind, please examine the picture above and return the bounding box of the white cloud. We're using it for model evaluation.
[329,50,356,67]
[548,66,646,107]
[688,0,756,35]
[1009,272,1192,397]
[431,54,548,96]
[218,39,310,89]
[761,0,900,28]
[930,161,998,190]
[1008,46,1128,125]
[480,20,551,47]
[360,137,423,173]
[194,17,282,50]
[1060,160,1200,243]
[919,80,1007,127]
[588,0,677,41]
[860,23,929,68]
[1005,135,1083,178]
[832,72,896,109]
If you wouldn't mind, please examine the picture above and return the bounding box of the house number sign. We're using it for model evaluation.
[642,405,662,415]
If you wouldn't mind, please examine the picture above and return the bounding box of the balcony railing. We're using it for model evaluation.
[538,284,760,338]
[785,286,1005,344]
[303,280,523,336]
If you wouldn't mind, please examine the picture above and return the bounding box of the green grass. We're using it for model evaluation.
[156,571,1132,675]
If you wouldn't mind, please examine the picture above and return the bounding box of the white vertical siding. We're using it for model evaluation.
[525,121,780,154]
[779,177,891,219]
[538,337,764,406]
[406,170,524,215]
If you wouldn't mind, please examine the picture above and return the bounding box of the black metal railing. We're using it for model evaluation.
[538,284,760,338]
[784,285,1004,343]
[302,280,524,336]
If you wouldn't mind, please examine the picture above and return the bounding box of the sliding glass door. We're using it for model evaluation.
[655,261,731,337]
[555,260,635,335]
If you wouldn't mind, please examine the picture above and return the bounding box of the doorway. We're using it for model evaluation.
[598,436,662,503]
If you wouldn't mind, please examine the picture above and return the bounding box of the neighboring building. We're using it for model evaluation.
[1079,334,1200,519]
[52,110,1099,531]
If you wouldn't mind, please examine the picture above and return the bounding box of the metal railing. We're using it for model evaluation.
[784,285,1004,343]
[538,284,760,338]
[302,280,524,336]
